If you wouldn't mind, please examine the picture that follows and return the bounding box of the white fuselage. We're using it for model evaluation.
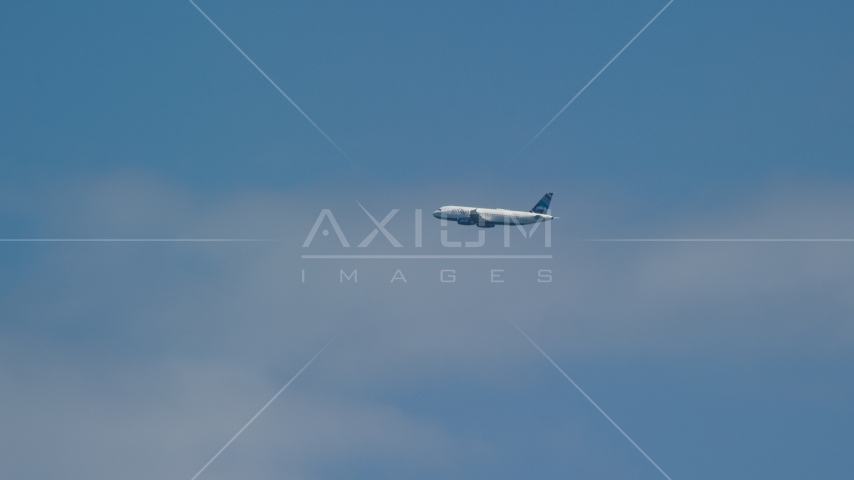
[432,206,555,227]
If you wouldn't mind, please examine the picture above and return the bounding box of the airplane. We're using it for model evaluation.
[432,193,557,228]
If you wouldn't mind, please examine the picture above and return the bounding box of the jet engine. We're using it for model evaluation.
[457,217,475,226]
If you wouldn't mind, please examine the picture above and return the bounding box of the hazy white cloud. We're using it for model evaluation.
[2,172,853,478]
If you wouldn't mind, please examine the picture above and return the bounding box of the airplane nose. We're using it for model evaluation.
[433,211,441,218]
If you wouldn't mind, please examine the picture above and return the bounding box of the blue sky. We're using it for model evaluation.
[1,1,853,479]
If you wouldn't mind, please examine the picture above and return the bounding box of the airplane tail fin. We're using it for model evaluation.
[530,192,553,214]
